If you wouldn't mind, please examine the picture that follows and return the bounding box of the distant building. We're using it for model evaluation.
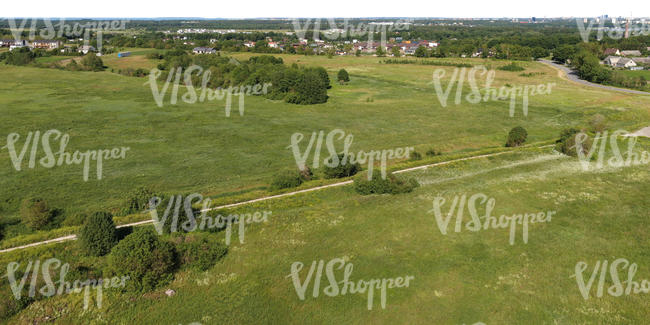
[31,40,61,50]
[603,48,620,56]
[79,45,96,54]
[620,50,642,57]
[192,47,216,54]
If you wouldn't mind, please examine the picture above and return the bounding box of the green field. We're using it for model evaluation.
[1,50,650,324]
[2,142,649,324]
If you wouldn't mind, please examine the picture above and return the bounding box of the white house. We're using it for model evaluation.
[192,47,216,54]
[78,45,96,54]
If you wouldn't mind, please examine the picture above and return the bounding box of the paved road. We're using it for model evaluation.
[538,59,650,96]
[0,147,551,254]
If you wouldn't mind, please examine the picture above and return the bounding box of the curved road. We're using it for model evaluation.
[538,59,650,96]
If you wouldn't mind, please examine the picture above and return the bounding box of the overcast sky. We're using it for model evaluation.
[3,0,649,18]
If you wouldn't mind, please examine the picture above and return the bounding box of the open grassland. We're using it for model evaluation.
[1,51,649,245]
[3,139,649,324]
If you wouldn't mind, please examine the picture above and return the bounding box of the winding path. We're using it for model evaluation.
[538,59,650,96]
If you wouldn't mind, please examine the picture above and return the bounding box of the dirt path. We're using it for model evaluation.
[538,59,650,96]
[0,146,551,254]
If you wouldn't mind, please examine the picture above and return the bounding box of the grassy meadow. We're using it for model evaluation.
[1,49,649,324]
[2,140,649,324]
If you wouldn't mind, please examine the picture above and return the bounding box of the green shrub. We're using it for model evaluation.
[337,69,350,83]
[81,54,104,71]
[107,228,176,292]
[353,171,419,195]
[173,233,228,271]
[123,186,156,215]
[425,148,441,156]
[506,126,528,147]
[410,151,422,161]
[20,197,52,230]
[498,63,525,71]
[271,169,303,190]
[555,128,592,157]
[323,154,361,179]
[79,211,118,256]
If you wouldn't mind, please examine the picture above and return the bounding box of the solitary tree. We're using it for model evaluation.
[337,69,350,84]
[81,54,104,71]
[415,46,428,58]
[505,126,528,147]
[391,46,401,57]
[79,211,118,256]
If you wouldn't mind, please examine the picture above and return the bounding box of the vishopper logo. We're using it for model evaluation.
[577,18,650,42]
[428,193,555,245]
[287,257,414,310]
[2,258,129,310]
[145,65,271,117]
[291,18,412,50]
[147,193,270,245]
[1,129,130,181]
[288,129,414,180]
[6,18,128,51]
[574,130,650,171]
[430,66,555,117]
[571,258,650,300]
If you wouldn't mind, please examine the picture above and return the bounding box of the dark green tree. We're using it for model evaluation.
[79,211,118,256]
[337,69,350,83]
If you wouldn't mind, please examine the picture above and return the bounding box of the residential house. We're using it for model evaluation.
[603,48,620,56]
[631,57,650,65]
[604,56,622,66]
[192,47,216,54]
[78,45,96,54]
[616,57,637,69]
[31,40,61,50]
[620,50,642,57]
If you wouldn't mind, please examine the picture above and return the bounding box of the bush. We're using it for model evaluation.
[323,154,361,179]
[123,186,156,215]
[20,197,52,230]
[173,233,228,271]
[498,63,525,71]
[5,48,35,66]
[79,211,118,256]
[81,54,104,71]
[506,126,528,147]
[426,148,441,156]
[271,169,303,190]
[353,171,419,195]
[410,151,422,161]
[337,69,350,83]
[555,128,592,157]
[107,228,176,292]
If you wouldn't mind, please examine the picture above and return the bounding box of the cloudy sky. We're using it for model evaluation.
[3,0,648,18]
